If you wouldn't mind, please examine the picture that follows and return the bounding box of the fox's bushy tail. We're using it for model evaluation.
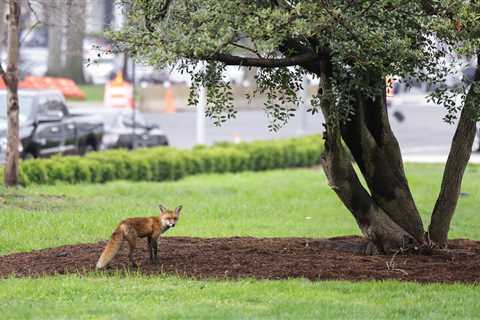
[96,226,124,269]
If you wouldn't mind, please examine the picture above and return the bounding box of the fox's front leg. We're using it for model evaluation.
[148,232,160,264]
[147,237,154,263]
[151,238,159,264]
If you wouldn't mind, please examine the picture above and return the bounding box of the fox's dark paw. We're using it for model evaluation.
[364,241,380,255]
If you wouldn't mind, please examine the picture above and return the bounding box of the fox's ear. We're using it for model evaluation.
[159,204,167,213]
[175,205,183,215]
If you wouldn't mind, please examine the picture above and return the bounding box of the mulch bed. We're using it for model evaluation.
[1,236,480,283]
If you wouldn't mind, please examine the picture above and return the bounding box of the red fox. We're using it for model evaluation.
[96,205,182,269]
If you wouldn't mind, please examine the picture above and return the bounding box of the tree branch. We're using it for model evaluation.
[279,38,325,74]
[228,42,263,58]
[419,0,455,18]
[207,52,318,68]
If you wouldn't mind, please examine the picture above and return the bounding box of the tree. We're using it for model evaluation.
[0,0,92,187]
[425,1,480,246]
[0,1,7,47]
[64,0,86,83]
[113,0,479,252]
[45,0,64,77]
[0,0,21,187]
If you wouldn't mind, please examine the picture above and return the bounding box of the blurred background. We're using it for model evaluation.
[0,0,478,162]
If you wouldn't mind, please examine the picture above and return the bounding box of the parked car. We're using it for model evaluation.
[70,107,169,150]
[0,89,104,162]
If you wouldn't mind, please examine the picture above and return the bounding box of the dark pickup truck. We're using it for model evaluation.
[0,89,104,162]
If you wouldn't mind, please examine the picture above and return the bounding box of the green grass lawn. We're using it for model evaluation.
[0,165,479,319]
[2,276,479,320]
[75,84,104,102]
[74,84,141,103]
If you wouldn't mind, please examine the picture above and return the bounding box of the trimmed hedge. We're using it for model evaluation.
[12,135,323,186]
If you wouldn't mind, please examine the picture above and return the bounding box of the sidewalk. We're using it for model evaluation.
[403,153,480,164]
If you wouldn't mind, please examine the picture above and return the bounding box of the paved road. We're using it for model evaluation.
[144,91,480,161]
[144,109,324,149]
[72,90,480,162]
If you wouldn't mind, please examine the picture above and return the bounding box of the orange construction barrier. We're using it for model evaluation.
[0,76,86,100]
[104,72,134,109]
[163,85,176,113]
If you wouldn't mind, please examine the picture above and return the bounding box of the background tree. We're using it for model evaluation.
[64,0,86,83]
[0,0,21,187]
[45,0,64,77]
[1,0,92,186]
[0,1,7,48]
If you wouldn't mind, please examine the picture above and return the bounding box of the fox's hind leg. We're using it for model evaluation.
[125,231,138,268]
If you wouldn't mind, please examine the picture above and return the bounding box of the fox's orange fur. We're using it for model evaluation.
[96,205,182,269]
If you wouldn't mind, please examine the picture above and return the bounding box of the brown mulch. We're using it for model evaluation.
[1,236,480,283]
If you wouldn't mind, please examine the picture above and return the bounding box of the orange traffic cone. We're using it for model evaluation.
[233,133,241,144]
[113,72,124,86]
[163,86,176,113]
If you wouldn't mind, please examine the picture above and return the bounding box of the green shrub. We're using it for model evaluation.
[20,160,49,184]
[18,168,29,186]
[86,150,130,180]
[14,135,323,186]
[226,149,250,172]
[70,159,93,183]
[181,152,205,175]
[93,161,116,183]
[44,159,72,184]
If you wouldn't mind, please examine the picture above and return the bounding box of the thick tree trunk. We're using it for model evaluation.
[321,133,417,253]
[318,57,422,253]
[64,0,86,84]
[46,0,64,77]
[341,82,425,242]
[2,1,21,187]
[428,55,480,247]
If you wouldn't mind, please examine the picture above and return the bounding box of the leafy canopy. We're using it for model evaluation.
[112,0,479,128]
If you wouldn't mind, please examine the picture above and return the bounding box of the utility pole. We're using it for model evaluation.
[196,86,206,144]
[297,75,308,135]
[131,58,137,149]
